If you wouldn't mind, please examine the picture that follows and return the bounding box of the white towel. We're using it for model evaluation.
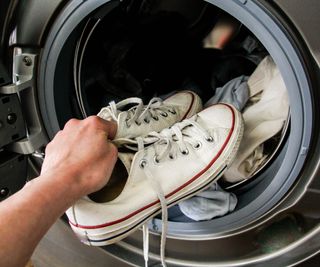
[223,56,289,182]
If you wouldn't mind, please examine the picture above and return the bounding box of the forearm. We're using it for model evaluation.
[0,117,117,267]
[0,172,80,267]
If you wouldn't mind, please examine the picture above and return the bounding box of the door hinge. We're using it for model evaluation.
[0,52,48,154]
[0,54,36,94]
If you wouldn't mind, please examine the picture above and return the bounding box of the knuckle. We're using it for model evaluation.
[53,130,63,140]
[86,116,101,127]
[65,118,79,128]
[55,130,63,136]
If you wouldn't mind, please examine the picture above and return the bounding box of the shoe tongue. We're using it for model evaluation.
[118,152,134,173]
[192,109,221,129]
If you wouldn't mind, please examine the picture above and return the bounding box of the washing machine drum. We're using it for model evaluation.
[1,0,320,266]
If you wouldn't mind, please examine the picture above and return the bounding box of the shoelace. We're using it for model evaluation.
[135,117,217,267]
[104,97,177,127]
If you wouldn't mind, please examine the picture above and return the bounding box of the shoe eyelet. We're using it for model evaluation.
[169,154,175,160]
[153,116,159,121]
[144,118,150,124]
[135,120,142,126]
[169,109,176,115]
[139,159,147,169]
[153,156,160,164]
[161,112,168,117]
[125,120,131,128]
[181,149,189,155]
[206,136,214,142]
[194,142,202,149]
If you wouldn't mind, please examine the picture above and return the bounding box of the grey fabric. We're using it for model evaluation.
[178,182,237,221]
[205,75,249,111]
[167,205,196,222]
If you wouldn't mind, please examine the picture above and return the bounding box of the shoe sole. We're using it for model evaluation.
[71,104,244,245]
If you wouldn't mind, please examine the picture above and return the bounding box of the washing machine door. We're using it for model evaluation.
[37,1,317,266]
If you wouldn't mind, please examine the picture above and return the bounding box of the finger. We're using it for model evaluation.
[104,120,117,140]
[88,116,117,140]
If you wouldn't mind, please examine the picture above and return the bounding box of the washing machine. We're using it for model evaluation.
[1,0,320,266]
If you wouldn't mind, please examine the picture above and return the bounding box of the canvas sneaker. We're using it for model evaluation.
[66,103,243,266]
[97,90,202,140]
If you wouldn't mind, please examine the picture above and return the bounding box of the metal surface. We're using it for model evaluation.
[0,152,27,201]
[0,94,26,148]
[0,54,36,94]
[8,0,65,47]
[274,0,320,66]
[31,219,130,267]
[1,51,48,154]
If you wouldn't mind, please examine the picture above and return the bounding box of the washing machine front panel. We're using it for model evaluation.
[1,0,320,266]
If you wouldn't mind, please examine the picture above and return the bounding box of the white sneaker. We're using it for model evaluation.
[98,91,202,139]
[66,103,243,266]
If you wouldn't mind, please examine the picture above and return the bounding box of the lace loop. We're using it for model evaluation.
[160,112,168,117]
[181,148,189,155]
[193,142,202,149]
[139,159,147,169]
[206,136,214,142]
[154,155,160,164]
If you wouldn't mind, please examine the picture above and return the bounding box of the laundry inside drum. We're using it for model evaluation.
[72,0,291,227]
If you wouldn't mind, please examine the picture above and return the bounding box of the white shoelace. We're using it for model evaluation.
[104,97,177,127]
[135,118,216,267]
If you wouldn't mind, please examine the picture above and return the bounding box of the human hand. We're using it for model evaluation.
[40,116,118,199]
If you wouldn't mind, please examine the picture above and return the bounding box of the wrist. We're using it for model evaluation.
[29,171,84,208]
